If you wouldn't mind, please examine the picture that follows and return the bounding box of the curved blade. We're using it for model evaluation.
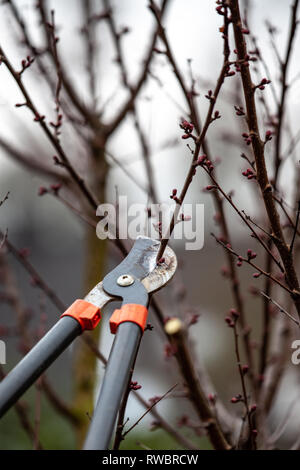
[141,243,177,293]
[103,236,177,293]
[86,237,177,308]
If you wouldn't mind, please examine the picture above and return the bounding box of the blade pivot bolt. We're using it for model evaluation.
[117,274,134,286]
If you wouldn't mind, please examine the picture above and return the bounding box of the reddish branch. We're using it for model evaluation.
[149,0,257,388]
[47,11,63,140]
[165,319,231,450]
[0,46,99,210]
[105,0,170,137]
[230,318,256,449]
[229,0,300,319]
[121,383,178,439]
[260,291,299,327]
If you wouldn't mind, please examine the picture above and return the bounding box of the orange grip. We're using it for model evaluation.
[60,299,101,332]
[110,304,148,334]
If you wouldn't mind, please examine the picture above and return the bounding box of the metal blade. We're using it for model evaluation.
[84,281,113,310]
[141,243,177,293]
[85,236,177,308]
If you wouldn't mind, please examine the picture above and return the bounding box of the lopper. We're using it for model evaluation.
[0,236,177,449]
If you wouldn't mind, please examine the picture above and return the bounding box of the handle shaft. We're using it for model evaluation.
[0,316,81,417]
[83,321,142,450]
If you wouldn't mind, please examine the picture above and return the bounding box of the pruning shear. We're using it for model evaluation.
[0,236,177,450]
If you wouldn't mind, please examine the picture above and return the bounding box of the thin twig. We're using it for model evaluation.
[0,191,9,207]
[290,200,300,253]
[82,335,197,450]
[212,233,293,296]
[273,194,300,237]
[2,233,66,312]
[0,45,99,210]
[104,0,158,202]
[260,291,300,327]
[122,383,178,438]
[150,0,256,390]
[274,0,299,185]
[232,321,255,449]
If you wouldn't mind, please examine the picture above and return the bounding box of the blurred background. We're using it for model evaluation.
[0,0,299,450]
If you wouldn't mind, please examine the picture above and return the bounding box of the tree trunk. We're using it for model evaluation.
[72,144,109,447]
